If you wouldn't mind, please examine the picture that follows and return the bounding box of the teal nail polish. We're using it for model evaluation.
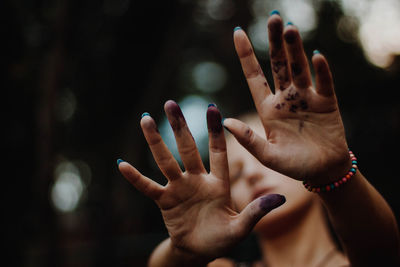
[208,103,217,108]
[270,9,280,16]
[221,117,226,125]
[117,159,124,166]
[234,26,242,32]
[313,50,320,55]
[286,21,294,26]
[141,112,150,118]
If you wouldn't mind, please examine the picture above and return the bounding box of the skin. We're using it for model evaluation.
[118,12,400,267]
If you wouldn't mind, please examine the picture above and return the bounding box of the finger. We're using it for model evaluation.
[164,100,206,174]
[118,160,164,200]
[268,13,291,91]
[222,118,271,165]
[234,27,271,108]
[283,24,312,89]
[141,113,182,180]
[234,194,286,236]
[207,104,229,182]
[311,51,335,97]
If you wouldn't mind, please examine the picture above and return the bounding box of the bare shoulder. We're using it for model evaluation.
[207,258,235,267]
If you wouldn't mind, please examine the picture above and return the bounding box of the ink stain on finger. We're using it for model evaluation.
[275,103,281,110]
[291,63,302,77]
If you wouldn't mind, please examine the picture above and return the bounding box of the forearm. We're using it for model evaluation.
[148,238,210,267]
[319,170,400,266]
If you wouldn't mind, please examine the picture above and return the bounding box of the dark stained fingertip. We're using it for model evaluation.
[165,100,184,120]
[283,28,297,44]
[259,194,286,212]
[207,105,223,134]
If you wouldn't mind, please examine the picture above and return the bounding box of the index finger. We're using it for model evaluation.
[234,28,272,108]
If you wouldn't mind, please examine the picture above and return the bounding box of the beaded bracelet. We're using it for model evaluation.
[303,150,358,193]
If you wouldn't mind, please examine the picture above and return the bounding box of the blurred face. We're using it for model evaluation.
[227,114,317,233]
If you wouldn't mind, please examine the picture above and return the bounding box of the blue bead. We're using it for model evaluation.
[350,168,356,173]
[352,161,357,164]
[330,184,335,189]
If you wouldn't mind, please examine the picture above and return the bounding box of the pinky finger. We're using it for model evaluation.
[312,51,335,97]
[118,160,164,200]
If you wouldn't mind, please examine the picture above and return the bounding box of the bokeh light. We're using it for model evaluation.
[192,61,228,93]
[51,160,90,213]
[341,0,400,68]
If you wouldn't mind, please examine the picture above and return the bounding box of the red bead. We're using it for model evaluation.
[351,157,357,161]
[316,188,321,193]
[346,174,351,179]
[342,177,347,182]
[326,185,331,191]
[339,180,343,184]
[334,182,339,187]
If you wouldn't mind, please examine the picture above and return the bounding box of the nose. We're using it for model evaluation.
[242,161,265,186]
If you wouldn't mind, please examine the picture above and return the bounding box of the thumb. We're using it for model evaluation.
[222,118,271,165]
[235,194,286,236]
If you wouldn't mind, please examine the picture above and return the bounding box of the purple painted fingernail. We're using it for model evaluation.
[259,194,286,212]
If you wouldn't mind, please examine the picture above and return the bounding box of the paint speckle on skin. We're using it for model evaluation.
[289,104,298,113]
[275,103,281,110]
[300,100,308,110]
[284,88,299,101]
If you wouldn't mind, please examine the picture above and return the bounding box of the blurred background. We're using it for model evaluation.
[3,0,400,266]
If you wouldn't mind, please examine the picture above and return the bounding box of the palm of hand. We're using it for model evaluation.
[158,174,238,257]
[259,84,349,182]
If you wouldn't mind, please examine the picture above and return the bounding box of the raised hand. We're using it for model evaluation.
[118,101,285,261]
[224,15,351,185]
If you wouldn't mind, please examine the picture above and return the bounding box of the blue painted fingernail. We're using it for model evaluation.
[234,26,242,32]
[117,159,124,166]
[141,112,150,118]
[208,103,217,108]
[313,49,320,55]
[286,21,294,26]
[270,9,280,16]
[221,117,226,125]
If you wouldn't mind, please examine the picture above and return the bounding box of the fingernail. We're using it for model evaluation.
[117,159,124,166]
[141,112,150,118]
[208,103,217,108]
[286,21,294,26]
[270,9,280,16]
[259,194,286,212]
[234,26,242,32]
[221,117,226,125]
[313,49,320,55]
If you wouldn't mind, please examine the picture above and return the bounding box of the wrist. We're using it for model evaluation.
[304,150,357,193]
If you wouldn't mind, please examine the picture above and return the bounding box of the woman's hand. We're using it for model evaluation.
[118,101,285,262]
[223,15,351,185]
